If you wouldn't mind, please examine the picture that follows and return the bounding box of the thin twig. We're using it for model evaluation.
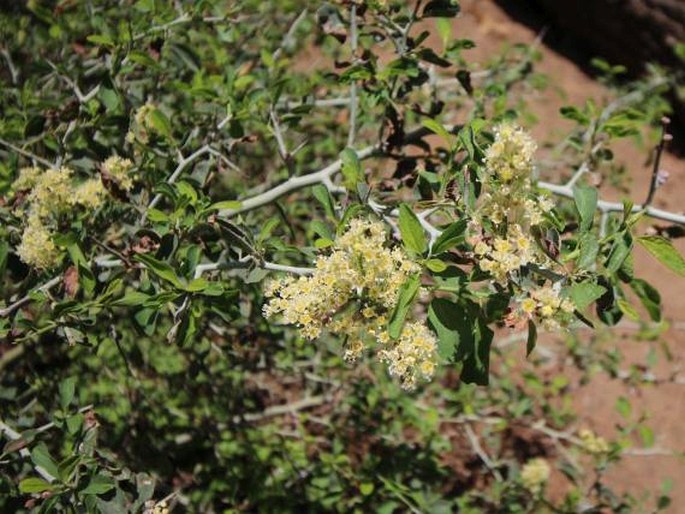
[46,60,100,104]
[644,117,672,207]
[463,423,503,481]
[132,13,235,42]
[220,145,377,218]
[346,4,358,148]
[538,180,685,225]
[0,419,57,482]
[34,405,95,434]
[272,9,308,61]
[233,395,328,423]
[270,109,290,164]
[0,276,62,318]
[1,48,19,84]
[219,123,460,219]
[0,138,54,168]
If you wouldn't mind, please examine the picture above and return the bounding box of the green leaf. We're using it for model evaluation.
[87,34,115,47]
[615,396,632,419]
[460,318,493,385]
[133,254,183,289]
[312,184,336,219]
[427,298,472,361]
[398,204,426,255]
[30,443,60,480]
[66,242,88,268]
[208,200,242,211]
[146,208,169,223]
[595,277,623,326]
[424,258,447,273]
[148,108,173,141]
[111,291,151,307]
[99,85,120,112]
[639,425,655,448]
[576,232,599,270]
[388,274,421,339]
[19,477,55,493]
[314,238,334,249]
[78,263,96,296]
[457,120,486,160]
[573,184,598,231]
[58,377,77,410]
[617,298,639,321]
[431,219,466,255]
[310,220,333,241]
[0,241,8,276]
[134,307,158,336]
[560,106,590,125]
[360,482,374,496]
[637,236,685,277]
[65,413,83,435]
[176,181,198,204]
[128,50,158,68]
[422,119,453,148]
[605,232,632,273]
[81,474,115,495]
[526,320,537,357]
[629,278,661,322]
[569,282,606,311]
[340,148,363,190]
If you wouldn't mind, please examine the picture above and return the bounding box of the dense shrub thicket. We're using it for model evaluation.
[1,1,684,512]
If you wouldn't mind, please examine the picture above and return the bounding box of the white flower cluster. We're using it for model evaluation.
[264,218,437,390]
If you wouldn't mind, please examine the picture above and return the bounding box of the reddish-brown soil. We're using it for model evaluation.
[453,1,685,510]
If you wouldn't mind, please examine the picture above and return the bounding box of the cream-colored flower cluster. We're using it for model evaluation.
[11,161,115,269]
[578,428,610,455]
[16,215,61,271]
[473,224,540,283]
[514,285,575,331]
[472,124,556,283]
[484,122,537,183]
[472,124,577,332]
[378,321,437,390]
[263,218,437,389]
[478,187,554,228]
[508,285,576,331]
[102,156,135,191]
[520,457,551,495]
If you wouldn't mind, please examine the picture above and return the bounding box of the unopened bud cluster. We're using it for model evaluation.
[264,218,437,389]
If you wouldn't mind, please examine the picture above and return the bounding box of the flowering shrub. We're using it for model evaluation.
[1,1,683,512]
